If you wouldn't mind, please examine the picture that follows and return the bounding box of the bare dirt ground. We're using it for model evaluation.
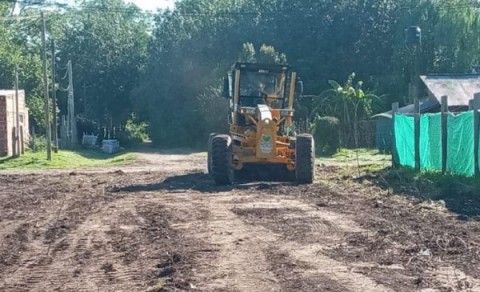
[1,150,480,291]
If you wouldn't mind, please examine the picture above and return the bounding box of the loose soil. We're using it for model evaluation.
[1,151,480,291]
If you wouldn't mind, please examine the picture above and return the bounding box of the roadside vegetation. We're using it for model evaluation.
[320,148,390,165]
[371,167,480,218]
[318,148,480,218]
[2,0,480,148]
[0,150,136,170]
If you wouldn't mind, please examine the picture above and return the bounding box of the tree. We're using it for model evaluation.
[238,43,287,64]
[239,43,256,63]
[0,2,49,131]
[3,0,480,149]
[257,44,287,64]
[57,0,149,136]
[314,73,379,147]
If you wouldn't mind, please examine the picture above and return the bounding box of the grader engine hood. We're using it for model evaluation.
[255,105,277,159]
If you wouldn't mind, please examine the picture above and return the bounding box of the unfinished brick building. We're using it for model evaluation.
[0,90,29,156]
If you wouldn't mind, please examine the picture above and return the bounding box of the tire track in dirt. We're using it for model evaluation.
[281,242,393,292]
[1,194,186,292]
[166,193,282,292]
[2,151,480,291]
[0,171,194,292]
[1,190,114,291]
[232,194,393,291]
[0,177,72,291]
[163,191,393,292]
[313,174,480,291]
[425,266,480,290]
[49,198,144,292]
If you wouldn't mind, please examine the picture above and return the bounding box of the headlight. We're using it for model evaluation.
[241,107,256,115]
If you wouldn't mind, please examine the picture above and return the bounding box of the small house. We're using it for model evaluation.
[0,90,29,156]
[373,74,480,151]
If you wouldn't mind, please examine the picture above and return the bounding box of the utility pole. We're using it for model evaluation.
[41,11,52,160]
[14,65,20,157]
[51,39,58,152]
[66,60,77,148]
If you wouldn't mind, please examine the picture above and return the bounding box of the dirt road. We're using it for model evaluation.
[1,151,480,291]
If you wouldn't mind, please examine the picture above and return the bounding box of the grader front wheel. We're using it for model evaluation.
[295,134,315,184]
[207,133,217,174]
[211,135,234,185]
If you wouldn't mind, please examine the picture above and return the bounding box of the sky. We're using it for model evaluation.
[126,0,176,11]
[12,1,176,15]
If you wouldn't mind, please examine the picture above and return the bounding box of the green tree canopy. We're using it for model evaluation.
[2,0,480,147]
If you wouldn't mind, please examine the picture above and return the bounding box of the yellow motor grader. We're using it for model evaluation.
[208,62,315,185]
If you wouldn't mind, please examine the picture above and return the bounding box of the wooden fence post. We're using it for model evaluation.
[473,94,480,176]
[32,126,36,152]
[414,98,420,171]
[12,126,16,157]
[20,126,24,155]
[392,102,399,167]
[441,96,448,174]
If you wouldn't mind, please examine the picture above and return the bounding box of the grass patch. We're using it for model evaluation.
[0,150,137,170]
[319,148,391,173]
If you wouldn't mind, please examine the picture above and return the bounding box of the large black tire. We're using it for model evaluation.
[295,134,315,184]
[211,135,233,185]
[207,133,217,174]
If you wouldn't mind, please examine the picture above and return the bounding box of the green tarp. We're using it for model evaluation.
[394,110,477,177]
[447,111,475,177]
[394,114,415,168]
[420,114,442,171]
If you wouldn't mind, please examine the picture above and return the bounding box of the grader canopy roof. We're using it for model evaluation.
[235,63,290,109]
[234,62,289,73]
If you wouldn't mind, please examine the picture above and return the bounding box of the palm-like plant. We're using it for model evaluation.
[313,73,379,147]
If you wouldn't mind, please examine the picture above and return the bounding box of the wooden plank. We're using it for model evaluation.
[392,102,399,167]
[441,96,448,174]
[414,98,420,171]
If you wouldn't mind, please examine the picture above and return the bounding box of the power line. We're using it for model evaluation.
[5,0,480,18]
[0,14,38,20]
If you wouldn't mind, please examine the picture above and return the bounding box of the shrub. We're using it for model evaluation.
[312,116,340,156]
[116,119,149,148]
[29,135,47,152]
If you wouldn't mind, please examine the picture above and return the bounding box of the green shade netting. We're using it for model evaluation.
[420,114,442,171]
[394,114,415,168]
[447,111,475,177]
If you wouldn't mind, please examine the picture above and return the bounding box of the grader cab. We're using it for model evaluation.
[208,62,315,185]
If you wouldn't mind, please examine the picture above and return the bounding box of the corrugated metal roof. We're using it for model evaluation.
[420,74,480,106]
[372,97,439,119]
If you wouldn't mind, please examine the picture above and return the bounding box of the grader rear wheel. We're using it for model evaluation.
[295,134,315,184]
